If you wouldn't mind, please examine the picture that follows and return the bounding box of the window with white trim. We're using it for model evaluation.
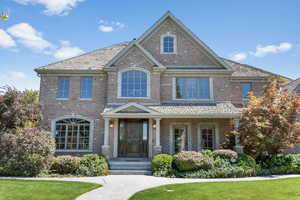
[176,78,210,99]
[120,70,148,97]
[80,77,93,99]
[161,34,176,54]
[55,118,90,150]
[200,125,216,150]
[57,77,70,98]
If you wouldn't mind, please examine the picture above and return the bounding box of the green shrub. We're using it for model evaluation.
[51,156,80,174]
[236,154,257,168]
[151,154,173,177]
[0,128,55,176]
[214,149,238,162]
[173,151,214,172]
[260,154,300,174]
[76,154,108,176]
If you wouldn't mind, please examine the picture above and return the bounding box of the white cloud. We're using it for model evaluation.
[0,29,16,48]
[98,25,114,32]
[251,42,292,57]
[7,23,53,52]
[0,71,39,91]
[14,0,85,16]
[98,20,126,32]
[232,52,247,61]
[53,40,84,60]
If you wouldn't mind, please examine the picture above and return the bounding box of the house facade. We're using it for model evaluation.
[35,12,288,159]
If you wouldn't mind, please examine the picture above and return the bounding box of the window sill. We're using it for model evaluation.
[56,149,93,153]
[172,98,214,101]
[160,52,177,55]
[79,98,93,101]
[56,98,69,101]
[117,96,150,99]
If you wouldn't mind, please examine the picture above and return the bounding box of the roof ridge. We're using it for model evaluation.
[35,42,129,71]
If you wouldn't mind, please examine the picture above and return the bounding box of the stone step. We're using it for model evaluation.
[109,170,152,175]
[110,165,151,170]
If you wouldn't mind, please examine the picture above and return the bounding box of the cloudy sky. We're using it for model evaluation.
[0,0,299,90]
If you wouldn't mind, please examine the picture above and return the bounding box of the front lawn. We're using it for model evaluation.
[130,178,300,200]
[0,179,100,200]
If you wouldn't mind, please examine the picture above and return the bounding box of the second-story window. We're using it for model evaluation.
[57,77,70,99]
[80,77,93,99]
[240,83,252,99]
[176,78,210,99]
[161,33,176,54]
[120,70,148,98]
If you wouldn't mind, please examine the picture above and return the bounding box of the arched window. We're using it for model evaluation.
[55,118,91,151]
[161,34,176,54]
[120,69,149,98]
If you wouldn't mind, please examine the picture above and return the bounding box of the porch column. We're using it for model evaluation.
[153,118,162,155]
[233,119,244,153]
[101,118,111,159]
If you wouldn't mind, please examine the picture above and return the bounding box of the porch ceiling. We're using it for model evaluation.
[102,102,241,118]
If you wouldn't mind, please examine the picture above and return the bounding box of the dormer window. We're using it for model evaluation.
[161,33,176,54]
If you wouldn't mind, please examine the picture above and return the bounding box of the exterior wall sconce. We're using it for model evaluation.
[152,124,156,129]
[109,122,114,128]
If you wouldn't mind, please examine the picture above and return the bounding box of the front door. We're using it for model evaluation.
[118,119,148,157]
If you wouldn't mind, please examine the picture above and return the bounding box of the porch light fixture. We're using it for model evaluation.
[153,124,156,128]
[109,123,114,128]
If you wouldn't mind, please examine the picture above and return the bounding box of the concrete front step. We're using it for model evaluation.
[109,170,152,175]
[109,160,151,171]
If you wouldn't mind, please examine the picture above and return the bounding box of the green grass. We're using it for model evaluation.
[130,178,300,200]
[0,179,101,200]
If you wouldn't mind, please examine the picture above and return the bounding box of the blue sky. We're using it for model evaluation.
[0,0,299,90]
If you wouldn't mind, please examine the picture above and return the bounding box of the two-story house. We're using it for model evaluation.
[35,11,290,161]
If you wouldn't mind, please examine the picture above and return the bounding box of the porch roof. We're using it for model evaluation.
[102,102,241,118]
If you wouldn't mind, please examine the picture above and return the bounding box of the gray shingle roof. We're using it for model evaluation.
[35,42,129,73]
[35,42,287,79]
[103,102,241,117]
[284,78,300,93]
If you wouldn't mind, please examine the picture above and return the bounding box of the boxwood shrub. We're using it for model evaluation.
[51,156,80,174]
[151,154,173,176]
[76,154,109,176]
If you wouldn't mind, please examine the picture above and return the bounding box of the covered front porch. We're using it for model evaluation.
[101,103,242,159]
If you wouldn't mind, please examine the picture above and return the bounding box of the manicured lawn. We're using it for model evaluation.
[0,179,100,200]
[130,178,300,200]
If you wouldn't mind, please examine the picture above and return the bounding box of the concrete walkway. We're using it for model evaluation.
[2,174,300,200]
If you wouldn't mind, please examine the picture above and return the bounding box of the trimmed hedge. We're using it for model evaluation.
[51,156,80,174]
[173,151,214,172]
[151,154,173,176]
[76,154,109,176]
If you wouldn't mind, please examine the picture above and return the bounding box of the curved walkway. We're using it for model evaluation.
[2,174,300,200]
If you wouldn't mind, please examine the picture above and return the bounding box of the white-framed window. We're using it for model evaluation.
[240,82,252,99]
[118,67,150,98]
[80,77,93,99]
[54,117,93,152]
[198,123,220,151]
[160,33,177,54]
[57,77,70,99]
[173,77,212,100]
[169,123,192,154]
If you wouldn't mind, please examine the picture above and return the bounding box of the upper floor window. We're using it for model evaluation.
[295,84,300,93]
[57,77,70,99]
[120,69,149,98]
[240,83,252,99]
[161,33,176,54]
[80,77,93,99]
[175,78,210,99]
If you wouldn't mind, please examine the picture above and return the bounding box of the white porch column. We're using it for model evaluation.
[233,119,244,153]
[153,118,162,155]
[101,118,111,159]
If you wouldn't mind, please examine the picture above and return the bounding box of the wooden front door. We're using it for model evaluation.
[118,119,148,157]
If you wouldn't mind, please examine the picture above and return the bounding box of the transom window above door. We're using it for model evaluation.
[161,33,176,54]
[119,68,150,98]
[175,77,211,100]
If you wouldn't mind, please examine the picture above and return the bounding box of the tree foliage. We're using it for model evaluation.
[0,86,41,132]
[236,77,300,158]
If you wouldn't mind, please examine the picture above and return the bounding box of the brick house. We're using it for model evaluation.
[35,11,291,162]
